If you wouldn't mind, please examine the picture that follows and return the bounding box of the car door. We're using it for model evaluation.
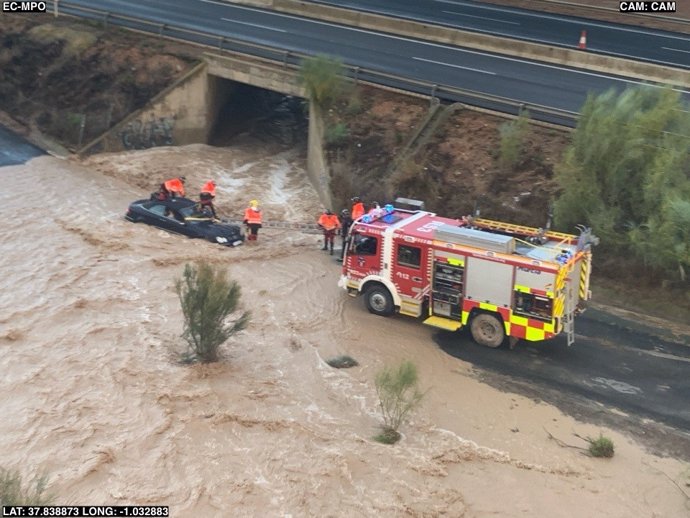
[146,203,184,234]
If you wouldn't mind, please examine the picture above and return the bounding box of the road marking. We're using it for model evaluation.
[442,10,520,25]
[434,0,690,42]
[220,17,287,32]
[200,0,690,95]
[663,47,690,54]
[641,349,690,364]
[413,56,496,75]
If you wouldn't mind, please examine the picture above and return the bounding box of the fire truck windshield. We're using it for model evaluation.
[352,234,378,255]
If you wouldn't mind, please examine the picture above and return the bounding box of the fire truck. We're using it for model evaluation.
[339,203,598,348]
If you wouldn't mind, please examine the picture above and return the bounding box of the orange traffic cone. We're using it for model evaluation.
[578,30,587,50]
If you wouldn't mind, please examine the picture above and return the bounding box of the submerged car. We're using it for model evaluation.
[125,197,244,246]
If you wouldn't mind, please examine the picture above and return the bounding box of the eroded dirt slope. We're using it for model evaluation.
[0,14,198,149]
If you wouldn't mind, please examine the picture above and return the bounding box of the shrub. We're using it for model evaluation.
[587,434,615,458]
[498,109,530,171]
[298,54,347,110]
[326,355,359,369]
[345,91,364,115]
[0,468,53,506]
[374,360,425,444]
[175,261,250,363]
[325,122,349,146]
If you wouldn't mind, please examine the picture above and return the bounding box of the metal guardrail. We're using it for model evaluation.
[44,1,579,127]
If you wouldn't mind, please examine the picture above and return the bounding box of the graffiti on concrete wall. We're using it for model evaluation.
[120,115,176,150]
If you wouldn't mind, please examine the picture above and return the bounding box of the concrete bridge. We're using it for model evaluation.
[80,52,335,207]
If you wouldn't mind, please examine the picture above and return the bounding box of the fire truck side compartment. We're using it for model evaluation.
[515,268,556,293]
[465,257,514,308]
[434,224,515,254]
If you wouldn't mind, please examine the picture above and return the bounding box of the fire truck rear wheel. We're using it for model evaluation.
[364,286,394,316]
[470,313,505,348]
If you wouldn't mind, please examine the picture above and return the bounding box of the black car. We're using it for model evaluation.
[125,197,244,246]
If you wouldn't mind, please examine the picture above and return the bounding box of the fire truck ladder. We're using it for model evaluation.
[223,219,322,234]
[563,284,576,346]
[474,218,575,242]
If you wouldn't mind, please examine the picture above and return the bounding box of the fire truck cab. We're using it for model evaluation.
[339,204,597,348]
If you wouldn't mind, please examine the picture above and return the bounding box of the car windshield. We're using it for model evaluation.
[179,206,196,218]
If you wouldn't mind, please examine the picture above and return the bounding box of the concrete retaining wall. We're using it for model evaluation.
[223,0,690,87]
[307,102,333,209]
[80,62,210,154]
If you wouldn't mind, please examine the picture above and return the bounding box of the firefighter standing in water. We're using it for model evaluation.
[318,209,341,255]
[198,180,218,219]
[351,197,365,220]
[243,200,263,242]
[338,208,353,261]
[159,176,186,199]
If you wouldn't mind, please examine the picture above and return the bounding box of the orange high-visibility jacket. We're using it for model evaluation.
[164,178,185,197]
[318,213,341,231]
[244,207,262,224]
[351,202,365,220]
[201,181,216,197]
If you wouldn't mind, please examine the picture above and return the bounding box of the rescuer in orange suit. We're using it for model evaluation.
[351,197,365,220]
[198,180,218,219]
[200,180,217,198]
[160,176,186,198]
[318,209,341,255]
[243,199,263,242]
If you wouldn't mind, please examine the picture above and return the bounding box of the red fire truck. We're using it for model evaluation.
[339,204,598,348]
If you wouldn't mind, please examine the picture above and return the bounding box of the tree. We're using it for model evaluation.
[553,85,690,280]
[298,54,347,110]
[374,360,425,444]
[175,261,250,363]
[498,109,530,171]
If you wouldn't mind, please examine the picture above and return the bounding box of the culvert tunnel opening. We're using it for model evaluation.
[209,78,307,148]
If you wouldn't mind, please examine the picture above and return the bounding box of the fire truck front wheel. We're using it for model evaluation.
[470,313,505,348]
[364,285,394,316]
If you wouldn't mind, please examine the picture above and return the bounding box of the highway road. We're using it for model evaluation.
[54,1,690,125]
[310,0,690,68]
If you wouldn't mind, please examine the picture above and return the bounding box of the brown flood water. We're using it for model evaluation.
[1,140,688,517]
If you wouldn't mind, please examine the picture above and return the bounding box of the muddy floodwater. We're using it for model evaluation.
[1,139,688,517]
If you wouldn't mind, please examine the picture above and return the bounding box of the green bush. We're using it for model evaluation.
[298,55,347,110]
[0,468,53,506]
[345,91,364,115]
[554,86,690,281]
[587,434,615,458]
[175,261,250,363]
[374,361,425,444]
[325,122,349,146]
[498,109,530,171]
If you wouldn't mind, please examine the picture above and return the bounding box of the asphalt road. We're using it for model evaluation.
[0,125,44,167]
[310,0,690,68]
[434,308,690,460]
[54,0,690,124]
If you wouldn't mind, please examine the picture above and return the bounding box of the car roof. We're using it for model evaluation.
[140,197,197,209]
